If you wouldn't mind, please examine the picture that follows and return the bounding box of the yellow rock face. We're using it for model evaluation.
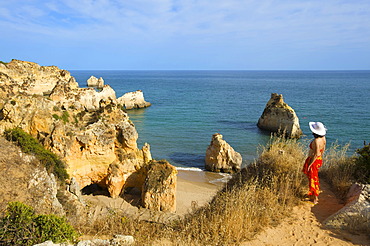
[141,160,177,212]
[0,60,178,212]
[205,133,242,173]
[257,93,302,138]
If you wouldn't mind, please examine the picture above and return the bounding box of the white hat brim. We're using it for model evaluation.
[309,122,326,136]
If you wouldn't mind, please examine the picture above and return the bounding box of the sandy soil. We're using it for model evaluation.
[242,181,370,246]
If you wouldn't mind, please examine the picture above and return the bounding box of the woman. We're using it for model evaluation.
[303,122,327,204]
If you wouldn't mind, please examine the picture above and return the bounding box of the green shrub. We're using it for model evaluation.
[3,128,69,182]
[52,111,70,124]
[0,202,78,245]
[35,214,79,244]
[355,142,370,183]
[52,114,60,120]
[61,111,70,124]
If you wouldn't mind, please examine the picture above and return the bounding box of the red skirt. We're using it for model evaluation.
[302,156,322,197]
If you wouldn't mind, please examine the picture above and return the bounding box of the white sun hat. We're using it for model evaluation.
[309,122,327,136]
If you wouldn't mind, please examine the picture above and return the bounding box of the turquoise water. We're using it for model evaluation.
[71,70,370,169]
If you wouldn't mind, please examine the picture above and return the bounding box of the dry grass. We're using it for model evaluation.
[74,136,308,245]
[320,141,356,200]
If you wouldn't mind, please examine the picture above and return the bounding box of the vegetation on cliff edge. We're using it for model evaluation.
[3,128,69,182]
[0,202,78,245]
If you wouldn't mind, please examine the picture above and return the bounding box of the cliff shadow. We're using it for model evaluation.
[81,183,110,196]
[121,187,142,207]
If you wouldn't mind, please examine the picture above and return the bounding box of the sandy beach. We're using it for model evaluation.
[176,169,226,214]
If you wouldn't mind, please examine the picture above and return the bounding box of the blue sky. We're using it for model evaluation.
[1,0,370,70]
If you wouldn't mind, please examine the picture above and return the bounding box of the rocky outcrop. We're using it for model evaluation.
[0,59,77,96]
[205,133,242,173]
[324,183,370,232]
[0,60,173,207]
[142,160,177,212]
[117,90,151,109]
[0,137,64,215]
[105,143,152,198]
[257,93,302,138]
[50,83,117,111]
[87,75,104,89]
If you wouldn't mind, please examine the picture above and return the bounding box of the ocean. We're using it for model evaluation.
[70,70,370,169]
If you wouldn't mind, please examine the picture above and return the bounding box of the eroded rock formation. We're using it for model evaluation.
[0,59,76,96]
[117,90,152,109]
[87,75,104,89]
[324,183,370,232]
[205,133,242,173]
[0,59,168,204]
[142,160,177,212]
[257,93,302,138]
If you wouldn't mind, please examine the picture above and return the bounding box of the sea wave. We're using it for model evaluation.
[176,167,204,172]
[209,173,232,184]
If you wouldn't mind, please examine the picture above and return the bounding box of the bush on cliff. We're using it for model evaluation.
[3,128,69,182]
[0,201,79,245]
[355,142,370,183]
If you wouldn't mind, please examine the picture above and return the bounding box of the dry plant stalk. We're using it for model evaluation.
[320,141,355,200]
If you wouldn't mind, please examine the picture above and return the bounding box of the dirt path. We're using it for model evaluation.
[242,181,370,246]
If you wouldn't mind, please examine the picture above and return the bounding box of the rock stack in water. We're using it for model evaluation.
[87,75,104,89]
[205,133,242,173]
[257,93,302,138]
[117,90,152,109]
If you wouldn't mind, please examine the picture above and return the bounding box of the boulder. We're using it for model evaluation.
[117,90,151,109]
[257,93,302,138]
[142,160,177,212]
[205,133,242,173]
[87,75,104,89]
[324,183,370,232]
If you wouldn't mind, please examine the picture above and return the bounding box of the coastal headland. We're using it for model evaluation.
[0,60,368,245]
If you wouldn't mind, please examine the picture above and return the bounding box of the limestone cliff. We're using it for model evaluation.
[0,59,77,96]
[0,59,166,203]
[257,93,302,138]
[205,133,242,173]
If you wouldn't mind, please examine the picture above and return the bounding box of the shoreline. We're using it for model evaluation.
[176,169,226,215]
